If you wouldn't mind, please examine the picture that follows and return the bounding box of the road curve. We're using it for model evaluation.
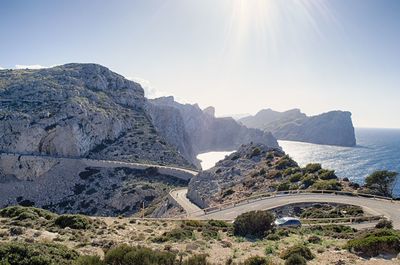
[175,189,400,229]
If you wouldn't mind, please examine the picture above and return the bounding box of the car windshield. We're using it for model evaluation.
[276,218,288,224]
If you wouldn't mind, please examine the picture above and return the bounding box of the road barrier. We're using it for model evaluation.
[192,189,395,216]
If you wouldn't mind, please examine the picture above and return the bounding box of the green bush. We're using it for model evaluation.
[345,229,400,257]
[152,228,193,243]
[307,235,321,244]
[311,180,341,191]
[301,174,317,189]
[55,214,91,229]
[0,242,79,265]
[375,219,393,229]
[266,233,280,241]
[243,256,270,265]
[289,173,302,183]
[183,254,209,265]
[105,245,176,265]
[0,206,56,221]
[207,220,229,228]
[284,254,307,265]
[281,244,314,260]
[318,170,337,180]
[233,211,275,239]
[304,163,321,173]
[74,255,105,265]
[277,182,291,191]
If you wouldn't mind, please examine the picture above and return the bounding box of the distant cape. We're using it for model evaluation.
[239,108,356,147]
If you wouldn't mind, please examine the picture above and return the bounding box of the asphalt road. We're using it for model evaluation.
[172,189,400,229]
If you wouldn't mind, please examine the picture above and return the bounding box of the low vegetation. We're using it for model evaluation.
[345,229,400,257]
[55,215,92,230]
[233,211,275,239]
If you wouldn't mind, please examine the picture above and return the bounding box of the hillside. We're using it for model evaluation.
[188,143,356,208]
[239,109,356,147]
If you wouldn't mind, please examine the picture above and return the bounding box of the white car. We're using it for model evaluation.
[274,217,302,228]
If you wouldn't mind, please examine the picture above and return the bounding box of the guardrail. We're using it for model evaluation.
[191,189,395,216]
[301,215,385,225]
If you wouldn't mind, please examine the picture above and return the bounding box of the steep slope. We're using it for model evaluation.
[148,96,279,166]
[239,109,356,147]
[188,143,355,208]
[0,64,191,167]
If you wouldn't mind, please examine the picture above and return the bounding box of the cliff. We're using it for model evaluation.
[147,96,279,167]
[0,63,191,167]
[239,109,356,147]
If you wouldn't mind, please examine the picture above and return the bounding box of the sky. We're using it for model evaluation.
[0,0,399,128]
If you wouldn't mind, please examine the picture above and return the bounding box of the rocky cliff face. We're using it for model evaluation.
[147,97,279,167]
[0,154,187,217]
[239,109,356,147]
[0,64,191,167]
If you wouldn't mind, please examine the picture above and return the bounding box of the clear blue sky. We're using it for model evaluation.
[1,0,399,128]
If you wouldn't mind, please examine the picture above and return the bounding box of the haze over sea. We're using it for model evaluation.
[198,128,400,197]
[279,128,400,197]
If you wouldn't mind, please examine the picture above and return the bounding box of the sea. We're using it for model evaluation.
[197,128,400,197]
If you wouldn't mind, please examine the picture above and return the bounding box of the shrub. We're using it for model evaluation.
[183,254,209,265]
[284,254,307,265]
[153,228,193,243]
[311,180,341,191]
[0,206,56,221]
[304,163,322,173]
[289,173,302,183]
[208,220,229,228]
[74,255,105,265]
[345,229,400,257]
[375,219,393,229]
[55,214,91,229]
[364,170,398,197]
[0,242,79,265]
[266,233,280,241]
[243,256,270,265]
[318,170,337,180]
[277,181,291,191]
[275,156,297,170]
[307,235,321,244]
[281,244,314,260]
[105,245,176,265]
[233,210,275,239]
[301,174,317,189]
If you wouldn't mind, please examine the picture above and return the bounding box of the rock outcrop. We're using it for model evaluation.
[239,109,356,147]
[0,64,191,168]
[147,97,279,167]
[187,143,354,208]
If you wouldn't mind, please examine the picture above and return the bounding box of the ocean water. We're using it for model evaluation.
[197,151,235,170]
[197,128,400,196]
[279,128,400,196]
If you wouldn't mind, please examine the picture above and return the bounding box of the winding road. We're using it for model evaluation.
[170,188,400,229]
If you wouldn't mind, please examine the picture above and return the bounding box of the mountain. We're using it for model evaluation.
[239,108,356,147]
[0,63,191,167]
[187,143,356,208]
[147,96,279,167]
[0,63,194,216]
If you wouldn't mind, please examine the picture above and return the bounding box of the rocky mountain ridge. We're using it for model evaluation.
[148,96,279,167]
[0,63,191,167]
[239,108,357,147]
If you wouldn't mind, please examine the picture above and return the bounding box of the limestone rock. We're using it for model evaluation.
[239,109,357,147]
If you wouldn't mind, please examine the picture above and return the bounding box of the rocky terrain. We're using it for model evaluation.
[148,96,279,167]
[239,108,357,147]
[0,155,186,217]
[0,64,191,168]
[188,143,357,208]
